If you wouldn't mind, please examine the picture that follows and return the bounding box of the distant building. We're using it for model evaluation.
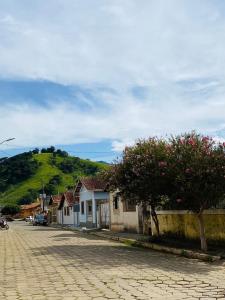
[57,191,76,226]
[20,202,41,219]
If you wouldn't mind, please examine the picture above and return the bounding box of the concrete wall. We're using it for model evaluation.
[57,209,62,224]
[62,200,74,225]
[57,200,73,225]
[110,193,140,233]
[153,210,225,241]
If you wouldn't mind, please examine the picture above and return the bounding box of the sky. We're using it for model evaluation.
[0,0,225,161]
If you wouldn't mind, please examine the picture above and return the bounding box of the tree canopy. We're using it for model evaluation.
[104,132,225,251]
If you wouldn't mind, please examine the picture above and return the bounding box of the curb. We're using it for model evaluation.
[50,225,221,262]
[89,232,221,262]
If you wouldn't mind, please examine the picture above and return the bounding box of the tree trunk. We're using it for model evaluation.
[151,206,160,236]
[197,211,207,252]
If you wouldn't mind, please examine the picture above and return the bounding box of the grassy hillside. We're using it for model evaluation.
[0,153,107,205]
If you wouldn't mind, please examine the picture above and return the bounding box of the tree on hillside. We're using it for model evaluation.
[46,146,55,153]
[18,189,38,205]
[55,149,68,157]
[104,138,172,236]
[0,152,39,192]
[168,133,225,252]
[32,148,39,154]
[2,204,20,216]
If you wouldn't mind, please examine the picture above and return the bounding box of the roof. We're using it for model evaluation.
[21,202,40,210]
[80,177,106,191]
[58,190,75,209]
[64,191,75,206]
[51,194,62,204]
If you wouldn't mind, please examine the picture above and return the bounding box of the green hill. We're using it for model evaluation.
[0,151,108,205]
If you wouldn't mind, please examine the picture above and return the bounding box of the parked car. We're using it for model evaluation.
[25,216,33,222]
[33,214,48,226]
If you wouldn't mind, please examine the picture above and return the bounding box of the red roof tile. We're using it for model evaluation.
[80,177,106,191]
[64,191,75,206]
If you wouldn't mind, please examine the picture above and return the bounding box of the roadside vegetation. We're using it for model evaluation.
[103,132,225,252]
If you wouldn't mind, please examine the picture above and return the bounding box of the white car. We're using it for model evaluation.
[25,216,33,222]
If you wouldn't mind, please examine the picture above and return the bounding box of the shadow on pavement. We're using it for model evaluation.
[30,236,225,276]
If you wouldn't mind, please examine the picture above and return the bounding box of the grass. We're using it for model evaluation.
[0,153,107,205]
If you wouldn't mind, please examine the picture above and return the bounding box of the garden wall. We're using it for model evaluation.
[152,210,225,241]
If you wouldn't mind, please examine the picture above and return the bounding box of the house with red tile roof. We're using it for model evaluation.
[57,190,76,225]
[74,177,109,228]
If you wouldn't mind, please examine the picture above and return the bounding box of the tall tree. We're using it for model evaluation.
[104,138,171,235]
[168,133,225,251]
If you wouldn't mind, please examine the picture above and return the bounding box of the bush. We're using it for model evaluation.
[2,204,20,216]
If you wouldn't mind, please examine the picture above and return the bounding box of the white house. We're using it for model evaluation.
[74,178,109,228]
[57,191,75,226]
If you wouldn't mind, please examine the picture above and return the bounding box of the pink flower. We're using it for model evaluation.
[202,137,209,143]
[188,138,195,146]
[158,161,167,167]
[185,168,191,174]
[176,198,182,203]
[179,138,185,144]
[161,172,165,176]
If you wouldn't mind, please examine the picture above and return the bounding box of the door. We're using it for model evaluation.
[87,201,93,224]
[100,202,109,228]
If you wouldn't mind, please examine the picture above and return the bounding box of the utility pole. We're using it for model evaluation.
[41,179,46,212]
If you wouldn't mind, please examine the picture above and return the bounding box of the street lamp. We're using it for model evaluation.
[0,138,15,145]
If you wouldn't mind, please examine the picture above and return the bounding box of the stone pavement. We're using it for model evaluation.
[0,222,225,300]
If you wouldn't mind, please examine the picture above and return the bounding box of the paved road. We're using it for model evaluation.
[1,222,225,300]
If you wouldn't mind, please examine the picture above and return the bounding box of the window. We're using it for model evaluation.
[113,195,119,210]
[64,206,70,216]
[67,207,70,216]
[81,202,84,214]
[123,199,136,212]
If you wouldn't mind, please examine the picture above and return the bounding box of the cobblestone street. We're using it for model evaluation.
[0,222,225,300]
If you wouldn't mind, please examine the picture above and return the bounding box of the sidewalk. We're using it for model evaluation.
[51,224,222,262]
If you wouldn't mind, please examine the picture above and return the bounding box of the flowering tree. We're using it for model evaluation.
[168,133,225,251]
[104,138,171,236]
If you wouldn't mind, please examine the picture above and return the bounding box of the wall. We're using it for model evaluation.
[20,208,39,218]
[94,191,109,200]
[62,200,74,225]
[110,193,140,233]
[153,210,225,241]
[57,209,62,224]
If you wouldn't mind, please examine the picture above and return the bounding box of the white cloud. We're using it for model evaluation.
[1,88,225,150]
[0,0,225,150]
[0,0,225,86]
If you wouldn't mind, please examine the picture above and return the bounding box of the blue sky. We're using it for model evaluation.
[0,0,225,161]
